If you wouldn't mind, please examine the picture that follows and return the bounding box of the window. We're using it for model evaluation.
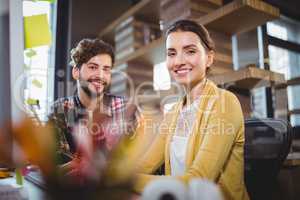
[290,115,300,127]
[287,85,300,110]
[23,1,57,122]
[269,45,300,80]
[153,62,171,91]
[267,16,300,126]
[268,45,289,79]
[251,88,268,118]
[267,16,300,45]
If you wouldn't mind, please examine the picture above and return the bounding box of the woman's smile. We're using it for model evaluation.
[174,67,192,76]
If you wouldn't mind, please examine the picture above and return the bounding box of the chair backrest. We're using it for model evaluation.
[244,118,292,164]
[244,118,293,200]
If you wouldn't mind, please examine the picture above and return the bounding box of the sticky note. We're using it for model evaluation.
[24,63,30,70]
[26,98,39,106]
[24,14,52,49]
[32,79,43,88]
[26,0,56,3]
[25,48,37,58]
[39,0,56,3]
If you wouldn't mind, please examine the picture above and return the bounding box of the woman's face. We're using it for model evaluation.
[166,31,214,88]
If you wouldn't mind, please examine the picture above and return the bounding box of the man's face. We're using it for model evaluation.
[73,54,112,98]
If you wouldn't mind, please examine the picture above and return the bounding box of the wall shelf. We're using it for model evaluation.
[209,66,286,89]
[115,36,233,74]
[109,0,279,71]
[98,0,160,42]
[101,0,282,94]
[115,37,165,66]
[205,0,223,6]
[197,0,280,35]
[98,0,226,41]
[276,77,300,89]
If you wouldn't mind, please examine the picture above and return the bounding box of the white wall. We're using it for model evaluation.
[0,0,24,125]
[0,0,11,165]
[0,0,11,125]
[9,0,25,123]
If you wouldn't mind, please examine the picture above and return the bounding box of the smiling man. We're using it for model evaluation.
[48,39,138,162]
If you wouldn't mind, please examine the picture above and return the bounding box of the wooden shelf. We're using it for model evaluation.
[136,89,181,105]
[107,0,280,80]
[209,66,286,89]
[111,0,279,69]
[98,0,161,41]
[205,0,223,6]
[197,0,280,35]
[115,37,165,66]
[115,36,233,74]
[98,0,224,41]
[276,77,300,89]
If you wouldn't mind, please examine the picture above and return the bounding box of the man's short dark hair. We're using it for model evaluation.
[70,38,115,68]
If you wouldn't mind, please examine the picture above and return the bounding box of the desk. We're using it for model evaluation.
[0,175,45,200]
[284,152,300,167]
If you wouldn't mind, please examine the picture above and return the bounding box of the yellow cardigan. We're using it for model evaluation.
[133,80,249,200]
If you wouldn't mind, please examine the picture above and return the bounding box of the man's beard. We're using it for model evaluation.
[78,76,109,99]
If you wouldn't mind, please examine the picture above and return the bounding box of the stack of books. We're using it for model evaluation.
[110,63,128,96]
[160,0,232,74]
[160,0,222,31]
[110,61,154,97]
[114,16,160,61]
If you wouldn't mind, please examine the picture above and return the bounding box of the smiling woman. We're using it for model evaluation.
[166,20,215,90]
[133,20,249,200]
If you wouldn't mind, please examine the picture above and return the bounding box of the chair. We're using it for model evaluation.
[244,118,293,200]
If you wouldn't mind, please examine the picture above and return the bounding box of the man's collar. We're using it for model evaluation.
[75,93,113,117]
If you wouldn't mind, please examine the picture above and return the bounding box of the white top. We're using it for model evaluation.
[170,135,189,176]
[170,97,201,176]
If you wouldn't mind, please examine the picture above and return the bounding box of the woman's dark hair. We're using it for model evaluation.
[166,20,215,52]
[70,38,115,68]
